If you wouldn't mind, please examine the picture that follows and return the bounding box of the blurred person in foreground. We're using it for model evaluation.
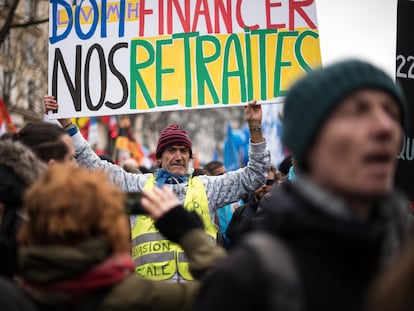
[43,98,270,281]
[0,139,46,279]
[194,59,412,311]
[0,163,225,311]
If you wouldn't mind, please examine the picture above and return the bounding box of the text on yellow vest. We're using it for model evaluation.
[131,174,217,280]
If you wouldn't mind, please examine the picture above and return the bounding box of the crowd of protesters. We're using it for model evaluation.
[0,59,413,311]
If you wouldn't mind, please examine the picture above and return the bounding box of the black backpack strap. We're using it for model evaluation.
[241,232,303,311]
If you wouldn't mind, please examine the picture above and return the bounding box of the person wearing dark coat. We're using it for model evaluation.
[226,165,278,247]
[194,59,412,311]
[0,139,46,279]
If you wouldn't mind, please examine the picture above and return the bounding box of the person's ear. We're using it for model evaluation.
[48,158,56,166]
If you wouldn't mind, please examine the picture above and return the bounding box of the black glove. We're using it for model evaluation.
[155,205,204,243]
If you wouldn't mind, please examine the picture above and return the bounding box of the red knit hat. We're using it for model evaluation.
[155,123,192,159]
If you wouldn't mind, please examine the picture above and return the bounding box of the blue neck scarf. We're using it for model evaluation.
[155,169,189,187]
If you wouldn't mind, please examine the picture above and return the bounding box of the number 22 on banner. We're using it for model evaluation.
[396,54,414,79]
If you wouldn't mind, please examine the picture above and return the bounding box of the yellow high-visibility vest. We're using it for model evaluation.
[131,174,217,280]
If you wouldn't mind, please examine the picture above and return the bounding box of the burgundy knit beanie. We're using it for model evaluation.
[155,123,193,159]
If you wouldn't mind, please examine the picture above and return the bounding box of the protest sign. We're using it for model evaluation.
[395,0,414,200]
[49,0,321,118]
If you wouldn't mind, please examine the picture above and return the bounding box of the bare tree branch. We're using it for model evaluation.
[0,0,21,45]
[11,17,49,28]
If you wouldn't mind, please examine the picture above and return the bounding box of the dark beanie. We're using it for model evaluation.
[155,123,192,159]
[282,59,408,169]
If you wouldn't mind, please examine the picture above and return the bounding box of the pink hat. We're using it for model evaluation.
[155,123,192,159]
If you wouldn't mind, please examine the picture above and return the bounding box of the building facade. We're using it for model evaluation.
[0,0,49,129]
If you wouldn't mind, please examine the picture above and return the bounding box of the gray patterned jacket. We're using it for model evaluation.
[71,131,271,227]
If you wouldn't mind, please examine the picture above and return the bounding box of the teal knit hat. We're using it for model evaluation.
[282,59,408,169]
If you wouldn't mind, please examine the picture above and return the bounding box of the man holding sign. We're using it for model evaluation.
[44,0,319,283]
[44,96,270,282]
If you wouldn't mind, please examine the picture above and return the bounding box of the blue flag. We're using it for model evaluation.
[261,104,286,167]
[223,123,240,171]
[212,149,219,161]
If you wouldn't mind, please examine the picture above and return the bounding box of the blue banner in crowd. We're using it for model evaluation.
[223,123,240,171]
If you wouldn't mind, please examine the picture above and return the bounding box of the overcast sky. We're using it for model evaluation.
[315,0,398,77]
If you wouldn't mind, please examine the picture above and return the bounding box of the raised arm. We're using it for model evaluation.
[43,95,145,191]
[201,100,270,210]
[244,100,265,144]
[44,95,72,128]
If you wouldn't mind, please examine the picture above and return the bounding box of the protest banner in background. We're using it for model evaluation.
[48,0,321,118]
[395,0,414,201]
